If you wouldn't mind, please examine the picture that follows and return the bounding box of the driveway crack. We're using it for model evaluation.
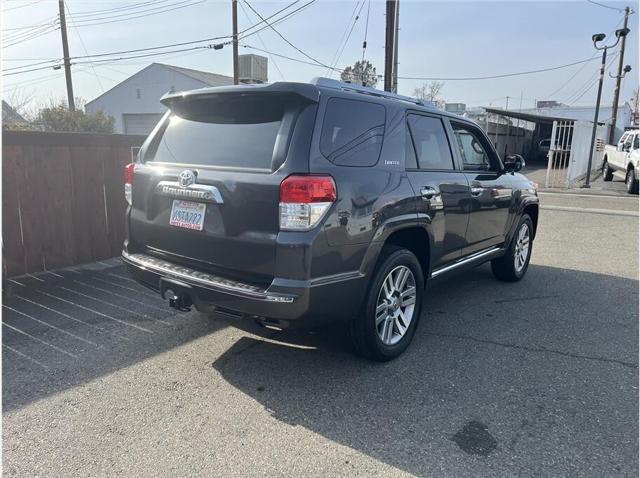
[427,332,638,369]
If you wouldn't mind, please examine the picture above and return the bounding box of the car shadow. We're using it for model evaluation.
[212,264,638,476]
[2,263,234,412]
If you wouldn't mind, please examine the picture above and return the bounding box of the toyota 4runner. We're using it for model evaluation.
[123,78,539,361]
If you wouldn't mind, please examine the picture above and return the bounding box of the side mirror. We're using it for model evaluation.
[504,154,525,173]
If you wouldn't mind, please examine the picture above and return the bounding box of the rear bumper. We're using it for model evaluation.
[122,251,367,327]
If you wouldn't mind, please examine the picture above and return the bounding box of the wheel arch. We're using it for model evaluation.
[523,203,539,239]
[361,222,433,282]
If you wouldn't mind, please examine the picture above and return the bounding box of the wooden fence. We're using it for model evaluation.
[2,131,145,278]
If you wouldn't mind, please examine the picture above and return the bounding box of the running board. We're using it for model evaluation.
[431,247,502,278]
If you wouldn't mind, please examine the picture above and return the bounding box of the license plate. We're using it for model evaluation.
[169,200,206,231]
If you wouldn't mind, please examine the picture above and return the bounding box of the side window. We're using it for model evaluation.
[452,123,497,171]
[320,98,385,167]
[634,135,639,150]
[623,134,633,150]
[405,125,418,169]
[619,133,629,148]
[406,115,454,170]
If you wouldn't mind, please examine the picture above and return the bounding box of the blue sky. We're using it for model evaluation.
[2,0,638,112]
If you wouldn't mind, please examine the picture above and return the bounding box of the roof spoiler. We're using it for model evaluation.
[160,82,320,108]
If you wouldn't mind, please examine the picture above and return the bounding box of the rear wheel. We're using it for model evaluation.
[602,161,614,181]
[626,168,639,194]
[491,214,533,282]
[350,247,424,361]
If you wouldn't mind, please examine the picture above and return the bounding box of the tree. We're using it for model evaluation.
[36,99,115,133]
[340,60,378,88]
[412,81,445,104]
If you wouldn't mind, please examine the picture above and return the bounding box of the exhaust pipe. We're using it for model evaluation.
[163,288,192,312]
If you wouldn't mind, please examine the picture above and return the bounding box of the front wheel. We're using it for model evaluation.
[491,214,533,282]
[349,247,424,361]
[626,168,639,194]
[602,161,614,181]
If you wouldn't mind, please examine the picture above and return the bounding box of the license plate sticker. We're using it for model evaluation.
[169,200,206,231]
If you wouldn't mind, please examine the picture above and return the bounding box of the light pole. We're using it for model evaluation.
[584,28,630,188]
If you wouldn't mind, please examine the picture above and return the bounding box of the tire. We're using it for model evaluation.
[491,214,533,282]
[349,246,424,361]
[626,168,639,194]
[602,161,614,181]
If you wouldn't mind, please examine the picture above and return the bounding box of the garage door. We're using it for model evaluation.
[123,113,164,136]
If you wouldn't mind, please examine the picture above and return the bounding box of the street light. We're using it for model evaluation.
[584,27,630,188]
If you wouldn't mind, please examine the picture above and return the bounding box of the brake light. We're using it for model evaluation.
[124,163,136,205]
[279,175,336,230]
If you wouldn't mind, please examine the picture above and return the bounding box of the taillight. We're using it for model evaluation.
[279,175,336,231]
[124,163,136,205]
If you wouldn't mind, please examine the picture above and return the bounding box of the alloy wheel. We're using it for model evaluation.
[514,223,530,273]
[375,265,417,346]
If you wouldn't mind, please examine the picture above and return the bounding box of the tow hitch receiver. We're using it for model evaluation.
[160,278,193,312]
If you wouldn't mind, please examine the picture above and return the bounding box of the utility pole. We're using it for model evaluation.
[585,47,607,188]
[232,0,239,85]
[392,1,399,93]
[585,27,630,187]
[384,0,398,92]
[608,5,630,144]
[502,96,510,156]
[58,0,75,110]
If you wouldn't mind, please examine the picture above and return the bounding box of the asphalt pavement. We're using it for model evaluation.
[2,192,638,477]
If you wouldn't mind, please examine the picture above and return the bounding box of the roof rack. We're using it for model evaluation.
[311,77,429,107]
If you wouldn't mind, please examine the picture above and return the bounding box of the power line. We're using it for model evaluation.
[242,43,342,71]
[398,57,601,81]
[69,0,168,18]
[65,3,104,93]
[2,25,59,48]
[4,0,308,74]
[68,0,208,28]
[566,51,619,105]
[325,0,361,76]
[586,0,625,13]
[542,17,624,100]
[238,0,286,81]
[2,0,44,11]
[328,0,366,76]
[1,17,58,32]
[361,0,371,64]
[241,0,328,69]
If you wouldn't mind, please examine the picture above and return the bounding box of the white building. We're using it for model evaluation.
[86,55,268,135]
[518,103,634,142]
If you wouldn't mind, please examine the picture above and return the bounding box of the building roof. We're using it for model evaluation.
[85,62,233,108]
[484,107,572,124]
[2,100,28,125]
[158,63,232,87]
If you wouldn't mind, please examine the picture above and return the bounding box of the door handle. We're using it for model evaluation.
[470,187,484,197]
[420,187,438,199]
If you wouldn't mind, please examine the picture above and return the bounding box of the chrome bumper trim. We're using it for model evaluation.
[122,251,295,303]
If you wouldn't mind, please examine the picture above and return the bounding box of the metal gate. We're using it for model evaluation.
[545,120,574,188]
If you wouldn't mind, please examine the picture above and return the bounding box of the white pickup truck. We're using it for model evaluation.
[602,129,639,194]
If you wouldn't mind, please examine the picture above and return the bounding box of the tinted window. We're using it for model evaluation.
[405,126,418,169]
[320,98,385,167]
[634,135,639,150]
[146,94,299,170]
[407,115,454,170]
[452,123,496,171]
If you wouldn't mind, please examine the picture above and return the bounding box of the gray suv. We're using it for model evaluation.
[123,78,539,361]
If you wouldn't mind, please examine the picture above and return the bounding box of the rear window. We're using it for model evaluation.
[320,97,385,167]
[145,94,301,170]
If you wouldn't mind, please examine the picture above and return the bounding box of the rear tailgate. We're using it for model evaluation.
[127,85,318,284]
